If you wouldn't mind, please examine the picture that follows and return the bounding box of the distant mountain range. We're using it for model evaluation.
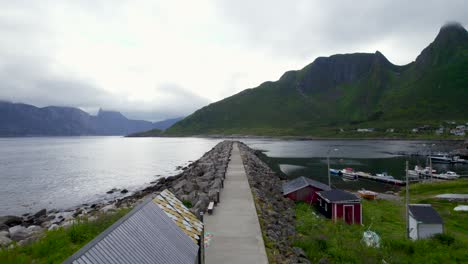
[0,101,182,136]
[163,23,468,136]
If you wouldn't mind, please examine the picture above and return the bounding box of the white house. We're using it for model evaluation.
[408,204,443,240]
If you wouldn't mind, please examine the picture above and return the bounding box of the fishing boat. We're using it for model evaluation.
[430,153,452,163]
[357,189,378,200]
[341,168,357,180]
[375,172,394,179]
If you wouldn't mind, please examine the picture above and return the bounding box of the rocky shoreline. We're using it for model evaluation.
[1,141,233,248]
[1,140,306,264]
[238,142,309,264]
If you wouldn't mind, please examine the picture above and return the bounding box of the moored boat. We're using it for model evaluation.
[358,189,378,200]
[430,153,452,163]
[341,168,357,180]
[329,168,342,175]
[438,171,459,179]
[375,172,394,179]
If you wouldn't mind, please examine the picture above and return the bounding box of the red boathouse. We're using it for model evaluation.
[316,189,362,224]
[282,176,331,203]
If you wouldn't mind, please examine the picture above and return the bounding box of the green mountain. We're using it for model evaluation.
[166,23,468,136]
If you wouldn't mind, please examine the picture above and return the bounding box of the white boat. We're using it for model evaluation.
[375,172,394,179]
[329,169,342,175]
[438,171,459,179]
[341,168,357,180]
[430,153,452,163]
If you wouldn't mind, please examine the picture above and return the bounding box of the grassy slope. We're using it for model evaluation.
[165,26,468,137]
[294,179,468,263]
[0,209,130,264]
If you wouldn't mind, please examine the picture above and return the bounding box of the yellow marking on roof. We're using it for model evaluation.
[152,189,203,244]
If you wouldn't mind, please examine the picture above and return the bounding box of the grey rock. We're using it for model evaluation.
[318,258,329,264]
[0,224,9,231]
[9,225,33,241]
[0,215,22,227]
[27,225,43,233]
[100,204,116,213]
[173,179,187,191]
[0,235,12,247]
[33,208,47,218]
[183,181,195,193]
[48,224,59,231]
[0,231,9,238]
[293,247,307,258]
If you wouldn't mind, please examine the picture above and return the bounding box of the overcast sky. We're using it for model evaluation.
[0,0,467,121]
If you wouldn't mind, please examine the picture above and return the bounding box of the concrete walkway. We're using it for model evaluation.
[204,143,268,264]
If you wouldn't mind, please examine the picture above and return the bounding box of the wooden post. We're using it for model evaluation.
[199,212,205,264]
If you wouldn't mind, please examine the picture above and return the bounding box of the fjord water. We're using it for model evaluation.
[0,137,221,215]
[1,137,466,215]
[241,139,468,193]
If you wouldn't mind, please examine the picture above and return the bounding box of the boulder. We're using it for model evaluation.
[27,225,43,233]
[33,209,47,218]
[173,179,187,191]
[0,231,9,238]
[100,204,116,213]
[9,225,33,241]
[121,189,129,194]
[0,235,12,247]
[0,215,22,227]
[0,224,9,231]
[48,224,59,231]
[183,181,195,193]
[195,180,210,192]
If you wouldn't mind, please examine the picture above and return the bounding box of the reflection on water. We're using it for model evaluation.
[240,139,467,193]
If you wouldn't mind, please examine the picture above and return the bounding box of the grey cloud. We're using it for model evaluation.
[215,0,468,64]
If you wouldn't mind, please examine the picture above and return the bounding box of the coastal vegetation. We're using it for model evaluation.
[294,179,468,263]
[161,24,468,138]
[0,209,130,264]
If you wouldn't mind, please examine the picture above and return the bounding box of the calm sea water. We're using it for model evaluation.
[0,137,222,215]
[0,137,466,215]
[240,139,468,193]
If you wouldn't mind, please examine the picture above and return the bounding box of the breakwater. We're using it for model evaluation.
[238,142,309,263]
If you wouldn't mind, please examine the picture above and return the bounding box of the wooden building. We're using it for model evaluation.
[409,204,443,240]
[64,190,203,264]
[316,189,362,224]
[282,176,331,203]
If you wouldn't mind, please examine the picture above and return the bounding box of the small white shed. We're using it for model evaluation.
[408,204,443,240]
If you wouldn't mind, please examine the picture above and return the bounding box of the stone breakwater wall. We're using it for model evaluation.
[0,141,233,248]
[238,142,310,264]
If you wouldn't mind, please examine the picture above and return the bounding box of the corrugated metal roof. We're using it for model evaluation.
[153,189,203,243]
[63,196,199,264]
[409,204,443,224]
[282,176,331,195]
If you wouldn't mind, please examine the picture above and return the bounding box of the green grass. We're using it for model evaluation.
[0,209,130,264]
[294,179,468,263]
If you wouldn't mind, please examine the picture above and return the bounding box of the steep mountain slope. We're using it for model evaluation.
[166,23,468,136]
[0,102,170,136]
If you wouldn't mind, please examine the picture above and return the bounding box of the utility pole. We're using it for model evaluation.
[327,148,338,188]
[405,161,410,239]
